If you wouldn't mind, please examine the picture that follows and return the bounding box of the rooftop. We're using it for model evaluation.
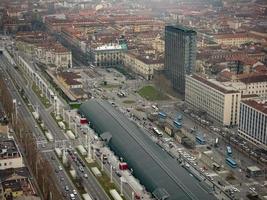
[242,99,267,115]
[166,24,197,34]
[0,138,20,159]
[239,74,267,84]
[190,75,239,94]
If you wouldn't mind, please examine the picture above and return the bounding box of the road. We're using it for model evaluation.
[1,53,110,200]
[0,55,81,200]
[1,55,66,141]
[66,150,110,200]
[0,56,46,142]
[44,151,82,200]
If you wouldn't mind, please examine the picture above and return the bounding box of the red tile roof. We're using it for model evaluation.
[239,74,267,84]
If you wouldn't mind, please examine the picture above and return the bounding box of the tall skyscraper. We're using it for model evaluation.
[165,25,197,94]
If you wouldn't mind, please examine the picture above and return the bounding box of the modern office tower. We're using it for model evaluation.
[165,25,197,94]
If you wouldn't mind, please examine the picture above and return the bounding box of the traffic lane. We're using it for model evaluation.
[0,59,45,140]
[66,151,110,200]
[5,59,66,140]
[1,56,78,198]
[45,151,82,200]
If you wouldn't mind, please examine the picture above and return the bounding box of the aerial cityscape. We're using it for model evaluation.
[0,0,266,200]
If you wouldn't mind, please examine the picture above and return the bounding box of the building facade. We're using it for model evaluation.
[91,44,127,67]
[123,52,164,80]
[238,99,267,149]
[185,75,241,126]
[165,25,197,94]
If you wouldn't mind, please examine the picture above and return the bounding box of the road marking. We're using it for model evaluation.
[41,149,53,153]
[245,181,259,186]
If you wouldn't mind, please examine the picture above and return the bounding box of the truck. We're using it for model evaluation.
[77,145,87,156]
[66,130,75,140]
[119,162,128,170]
[54,148,62,158]
[82,194,93,200]
[80,117,88,125]
[45,131,54,142]
[58,121,66,130]
[176,113,183,121]
[109,189,123,200]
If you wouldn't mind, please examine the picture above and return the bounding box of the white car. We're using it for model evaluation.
[59,166,63,171]
[73,190,77,195]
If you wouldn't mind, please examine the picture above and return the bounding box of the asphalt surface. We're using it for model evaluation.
[66,150,110,200]
[1,53,110,200]
[0,55,80,200]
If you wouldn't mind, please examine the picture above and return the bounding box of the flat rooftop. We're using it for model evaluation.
[166,25,197,34]
[190,75,239,94]
[0,138,20,159]
[242,99,267,115]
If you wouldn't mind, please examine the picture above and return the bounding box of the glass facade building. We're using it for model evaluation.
[165,25,197,94]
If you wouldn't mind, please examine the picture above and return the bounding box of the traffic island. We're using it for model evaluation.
[77,150,126,200]
[32,83,51,108]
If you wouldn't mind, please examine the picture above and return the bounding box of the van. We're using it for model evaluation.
[70,193,75,200]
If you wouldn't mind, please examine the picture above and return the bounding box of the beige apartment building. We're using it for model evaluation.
[123,52,164,80]
[185,75,241,126]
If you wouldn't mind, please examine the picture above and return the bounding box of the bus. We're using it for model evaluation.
[226,146,232,156]
[196,136,206,145]
[158,112,167,119]
[173,120,182,128]
[225,157,237,168]
[152,127,163,137]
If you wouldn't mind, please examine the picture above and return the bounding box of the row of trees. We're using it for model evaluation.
[0,76,64,200]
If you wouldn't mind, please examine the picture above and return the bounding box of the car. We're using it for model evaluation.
[73,190,77,195]
[59,166,63,171]
[79,166,84,172]
[65,186,69,191]
[115,171,121,177]
[60,177,64,182]
[55,169,59,173]
[84,173,88,178]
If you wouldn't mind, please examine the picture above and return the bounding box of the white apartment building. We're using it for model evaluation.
[0,139,24,170]
[238,99,267,150]
[92,44,127,67]
[185,75,241,126]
